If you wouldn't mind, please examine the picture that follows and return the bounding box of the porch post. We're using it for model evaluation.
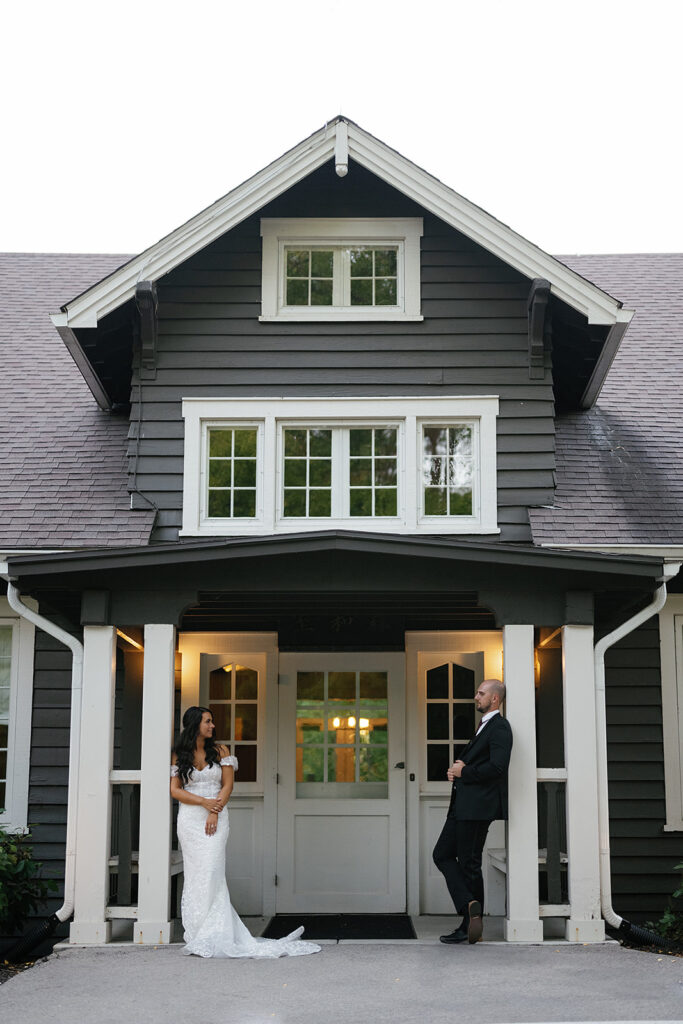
[135,623,176,944]
[503,624,543,942]
[70,626,116,944]
[562,624,605,941]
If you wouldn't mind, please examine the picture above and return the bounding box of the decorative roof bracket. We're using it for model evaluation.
[135,280,158,373]
[527,277,551,380]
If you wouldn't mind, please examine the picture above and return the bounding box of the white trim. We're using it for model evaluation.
[0,598,36,832]
[52,118,629,333]
[658,595,683,831]
[180,395,500,538]
[259,217,423,322]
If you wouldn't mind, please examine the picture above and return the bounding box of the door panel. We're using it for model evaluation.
[276,653,406,912]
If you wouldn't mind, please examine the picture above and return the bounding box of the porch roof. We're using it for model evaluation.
[6,529,665,582]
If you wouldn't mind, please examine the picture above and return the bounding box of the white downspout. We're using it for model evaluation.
[594,562,682,929]
[4,579,84,925]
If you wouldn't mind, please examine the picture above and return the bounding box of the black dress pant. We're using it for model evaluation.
[432,816,491,915]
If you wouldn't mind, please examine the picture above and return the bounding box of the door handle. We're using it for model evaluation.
[394,761,405,769]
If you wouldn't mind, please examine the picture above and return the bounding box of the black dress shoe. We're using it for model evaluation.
[467,900,483,943]
[439,926,468,944]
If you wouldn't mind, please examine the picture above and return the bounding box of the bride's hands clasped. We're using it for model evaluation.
[201,797,223,814]
[205,810,219,836]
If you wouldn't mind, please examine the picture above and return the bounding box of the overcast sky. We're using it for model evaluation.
[3,0,681,256]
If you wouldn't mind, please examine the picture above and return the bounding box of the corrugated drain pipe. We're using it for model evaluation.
[2,579,84,962]
[594,561,682,948]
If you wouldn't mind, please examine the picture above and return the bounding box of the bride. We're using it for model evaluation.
[170,706,320,958]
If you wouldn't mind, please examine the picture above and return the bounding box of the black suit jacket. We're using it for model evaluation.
[448,713,513,821]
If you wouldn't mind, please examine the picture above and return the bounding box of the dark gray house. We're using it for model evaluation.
[1,118,681,946]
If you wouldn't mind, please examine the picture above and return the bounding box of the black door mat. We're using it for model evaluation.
[262,914,416,940]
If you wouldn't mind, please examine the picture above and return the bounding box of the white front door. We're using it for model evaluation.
[276,653,406,912]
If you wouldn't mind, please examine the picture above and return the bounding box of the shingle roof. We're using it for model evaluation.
[529,254,683,545]
[0,253,155,549]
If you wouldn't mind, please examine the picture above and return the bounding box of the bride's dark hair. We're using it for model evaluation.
[174,705,220,785]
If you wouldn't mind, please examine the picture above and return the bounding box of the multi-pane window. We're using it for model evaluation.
[207,427,258,518]
[188,396,497,535]
[208,663,259,782]
[286,250,334,306]
[281,425,399,520]
[283,428,332,517]
[349,428,398,517]
[0,626,10,810]
[425,662,476,781]
[349,248,397,306]
[422,425,474,517]
[295,670,388,796]
[283,245,399,309]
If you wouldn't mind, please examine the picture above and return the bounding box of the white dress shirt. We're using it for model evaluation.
[475,708,500,735]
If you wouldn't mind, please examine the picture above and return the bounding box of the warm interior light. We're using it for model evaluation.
[332,717,341,728]
[222,664,233,672]
[116,629,143,651]
[348,716,356,728]
[359,718,369,728]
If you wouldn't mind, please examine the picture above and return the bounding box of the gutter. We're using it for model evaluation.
[594,560,682,946]
[2,578,84,959]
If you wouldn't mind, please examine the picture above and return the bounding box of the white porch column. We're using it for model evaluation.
[135,624,176,944]
[71,626,116,944]
[503,624,543,942]
[562,625,605,941]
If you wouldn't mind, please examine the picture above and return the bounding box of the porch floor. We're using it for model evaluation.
[59,915,613,947]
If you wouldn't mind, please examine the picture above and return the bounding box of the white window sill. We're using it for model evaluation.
[180,523,501,538]
[258,313,424,323]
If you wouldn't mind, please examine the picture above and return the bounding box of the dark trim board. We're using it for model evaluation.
[7,530,665,580]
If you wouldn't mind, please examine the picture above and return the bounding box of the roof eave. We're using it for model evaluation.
[5,530,666,582]
[580,311,635,408]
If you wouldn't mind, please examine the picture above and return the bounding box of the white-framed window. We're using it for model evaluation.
[658,594,683,831]
[181,396,499,537]
[260,218,423,322]
[0,598,36,832]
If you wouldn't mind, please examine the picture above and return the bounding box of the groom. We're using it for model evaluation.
[432,678,512,944]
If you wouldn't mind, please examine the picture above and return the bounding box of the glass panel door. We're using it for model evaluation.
[276,652,406,913]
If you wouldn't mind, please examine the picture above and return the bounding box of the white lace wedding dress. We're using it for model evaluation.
[172,756,320,958]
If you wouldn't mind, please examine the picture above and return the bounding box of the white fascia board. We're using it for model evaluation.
[56,128,336,329]
[345,124,629,327]
[54,117,627,331]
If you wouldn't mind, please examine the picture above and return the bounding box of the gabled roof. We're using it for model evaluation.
[530,254,683,546]
[0,253,156,549]
[51,117,631,334]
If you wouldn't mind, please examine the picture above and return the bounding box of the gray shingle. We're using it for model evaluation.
[0,253,155,549]
[530,254,683,545]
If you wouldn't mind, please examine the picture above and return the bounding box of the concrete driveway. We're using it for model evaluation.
[1,941,681,1024]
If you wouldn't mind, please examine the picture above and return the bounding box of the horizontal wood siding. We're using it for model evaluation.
[127,163,554,542]
[24,627,74,939]
[605,619,681,921]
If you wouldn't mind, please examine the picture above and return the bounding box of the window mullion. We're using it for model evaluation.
[332,428,345,519]
[333,248,346,307]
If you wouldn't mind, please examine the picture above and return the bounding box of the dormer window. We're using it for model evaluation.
[260,219,423,322]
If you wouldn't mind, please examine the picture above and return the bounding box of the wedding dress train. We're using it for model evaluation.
[172,757,320,958]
